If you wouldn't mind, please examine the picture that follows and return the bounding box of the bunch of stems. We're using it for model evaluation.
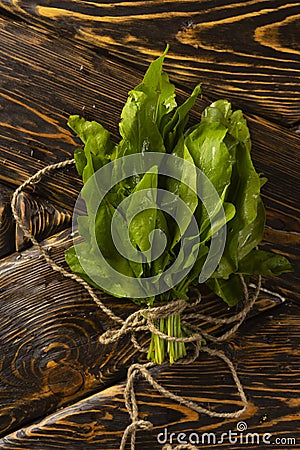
[147,313,186,364]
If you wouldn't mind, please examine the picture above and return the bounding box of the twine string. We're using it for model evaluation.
[162,444,198,450]
[11,160,273,450]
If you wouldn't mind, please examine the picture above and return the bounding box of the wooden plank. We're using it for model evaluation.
[249,116,299,213]
[0,302,298,449]
[0,183,15,256]
[0,229,140,436]
[0,1,299,125]
[0,227,290,436]
[14,191,72,252]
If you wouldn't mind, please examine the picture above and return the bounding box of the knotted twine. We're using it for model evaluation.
[10,159,283,450]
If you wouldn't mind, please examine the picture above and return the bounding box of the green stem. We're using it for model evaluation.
[147,313,186,364]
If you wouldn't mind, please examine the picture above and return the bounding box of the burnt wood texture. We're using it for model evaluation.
[0,228,289,437]
[0,302,298,449]
[0,1,299,449]
[0,0,299,126]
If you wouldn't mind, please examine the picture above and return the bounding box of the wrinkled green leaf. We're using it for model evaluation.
[206,275,245,306]
[163,84,201,152]
[117,47,175,160]
[185,117,233,246]
[238,249,293,276]
[151,209,171,276]
[135,46,177,127]
[118,90,166,157]
[186,121,231,197]
[65,244,99,289]
[68,115,114,183]
[127,167,159,259]
[166,137,198,250]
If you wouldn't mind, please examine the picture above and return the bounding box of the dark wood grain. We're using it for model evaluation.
[0,0,299,126]
[0,229,138,436]
[0,226,290,437]
[14,191,72,251]
[0,302,298,449]
[260,218,300,303]
[0,184,15,256]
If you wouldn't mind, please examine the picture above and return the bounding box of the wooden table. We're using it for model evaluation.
[0,1,299,449]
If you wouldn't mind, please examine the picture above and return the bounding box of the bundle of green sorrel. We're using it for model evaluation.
[65,49,292,364]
